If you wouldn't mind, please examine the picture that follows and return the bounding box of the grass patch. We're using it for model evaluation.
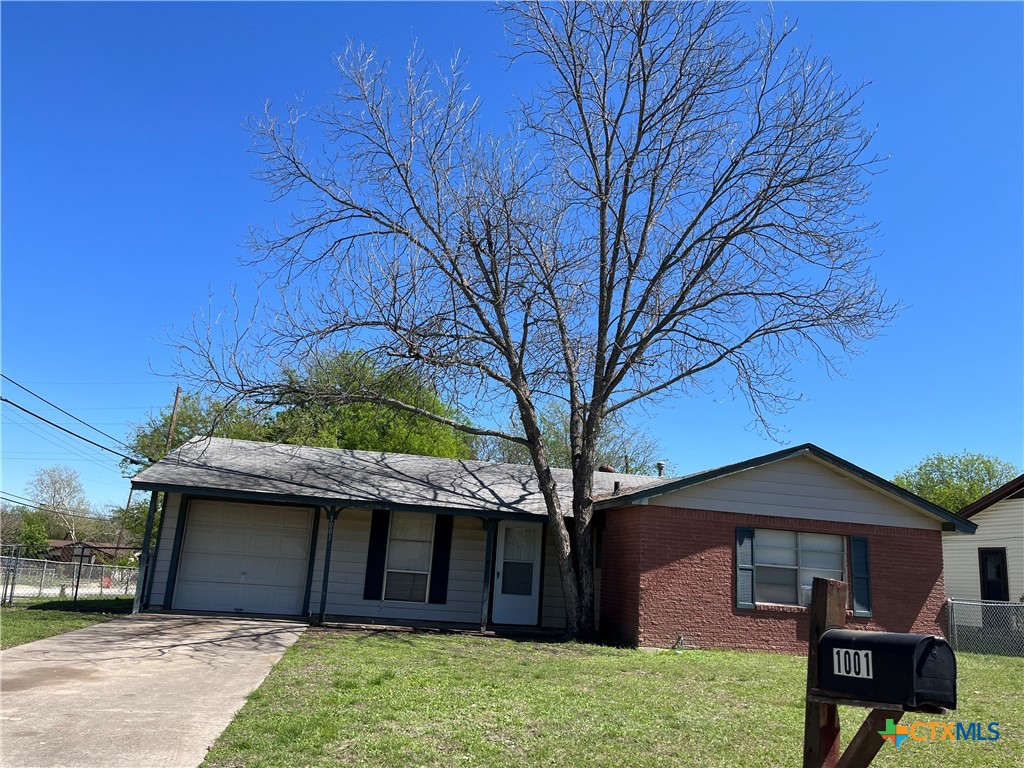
[204,631,1022,768]
[0,597,133,649]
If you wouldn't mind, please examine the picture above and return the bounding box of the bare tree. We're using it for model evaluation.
[477,402,665,475]
[26,465,92,541]
[178,2,896,639]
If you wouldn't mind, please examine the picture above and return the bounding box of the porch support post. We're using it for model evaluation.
[480,518,498,631]
[132,491,159,614]
[318,506,341,624]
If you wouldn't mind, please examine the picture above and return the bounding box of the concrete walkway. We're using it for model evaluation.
[0,614,305,768]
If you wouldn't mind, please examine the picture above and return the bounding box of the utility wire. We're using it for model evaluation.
[0,397,145,465]
[1,374,136,451]
[0,493,117,521]
[5,411,122,474]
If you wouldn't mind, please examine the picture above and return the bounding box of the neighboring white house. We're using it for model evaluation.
[943,474,1024,603]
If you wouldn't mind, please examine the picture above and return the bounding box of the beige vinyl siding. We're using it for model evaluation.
[653,455,941,530]
[942,498,1024,602]
[147,492,182,608]
[541,530,566,629]
[309,508,487,624]
[539,529,599,630]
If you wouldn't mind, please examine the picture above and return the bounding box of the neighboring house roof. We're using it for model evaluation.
[131,438,975,532]
[131,437,665,518]
[957,473,1024,519]
[47,540,121,550]
[593,443,977,534]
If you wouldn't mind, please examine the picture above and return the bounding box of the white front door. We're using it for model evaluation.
[491,521,543,625]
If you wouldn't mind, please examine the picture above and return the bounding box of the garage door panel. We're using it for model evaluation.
[174,501,313,615]
[176,581,243,611]
[280,533,312,557]
[275,560,309,583]
[182,552,249,582]
[250,531,284,556]
[242,584,303,615]
[216,530,250,552]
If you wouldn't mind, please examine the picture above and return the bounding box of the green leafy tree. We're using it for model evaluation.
[272,352,477,459]
[122,394,273,475]
[18,513,51,557]
[893,451,1021,512]
[127,356,476,473]
[108,498,159,549]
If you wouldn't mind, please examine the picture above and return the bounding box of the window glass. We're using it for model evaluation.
[753,529,845,607]
[757,566,798,604]
[383,511,434,602]
[384,572,429,602]
[501,561,534,595]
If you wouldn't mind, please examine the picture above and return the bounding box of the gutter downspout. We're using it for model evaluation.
[318,506,341,624]
[132,491,159,614]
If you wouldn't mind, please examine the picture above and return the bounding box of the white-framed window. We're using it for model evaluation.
[754,529,845,607]
[383,511,435,602]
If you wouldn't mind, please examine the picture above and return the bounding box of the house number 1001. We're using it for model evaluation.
[832,648,872,679]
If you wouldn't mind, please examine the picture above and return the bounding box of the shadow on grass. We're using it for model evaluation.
[19,597,133,614]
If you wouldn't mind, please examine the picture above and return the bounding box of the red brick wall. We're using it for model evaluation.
[600,505,947,654]
[598,507,643,645]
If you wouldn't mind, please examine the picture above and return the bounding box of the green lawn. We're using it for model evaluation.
[204,630,1022,768]
[0,597,133,649]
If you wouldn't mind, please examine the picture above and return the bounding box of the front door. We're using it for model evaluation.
[491,521,542,625]
[979,548,1009,601]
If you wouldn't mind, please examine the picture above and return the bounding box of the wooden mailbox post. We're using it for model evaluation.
[802,578,957,768]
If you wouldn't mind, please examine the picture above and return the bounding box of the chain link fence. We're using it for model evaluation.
[1,544,139,606]
[947,598,1024,657]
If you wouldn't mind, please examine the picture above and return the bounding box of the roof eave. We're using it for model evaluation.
[957,473,1024,519]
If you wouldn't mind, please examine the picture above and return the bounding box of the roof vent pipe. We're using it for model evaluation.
[656,461,666,477]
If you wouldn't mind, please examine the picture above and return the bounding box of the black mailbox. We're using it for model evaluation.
[814,629,956,711]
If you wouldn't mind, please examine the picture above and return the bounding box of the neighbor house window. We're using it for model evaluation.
[754,529,845,606]
[383,512,434,602]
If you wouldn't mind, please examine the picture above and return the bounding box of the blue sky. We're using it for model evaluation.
[2,1,1022,511]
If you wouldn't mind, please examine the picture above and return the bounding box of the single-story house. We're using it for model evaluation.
[46,540,125,564]
[942,473,1023,603]
[130,438,975,653]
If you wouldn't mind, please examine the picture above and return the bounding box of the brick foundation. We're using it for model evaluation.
[600,505,947,654]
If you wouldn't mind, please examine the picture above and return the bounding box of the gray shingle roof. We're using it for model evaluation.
[131,437,671,517]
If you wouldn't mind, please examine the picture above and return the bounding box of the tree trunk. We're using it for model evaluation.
[520,401,583,638]
[571,436,598,641]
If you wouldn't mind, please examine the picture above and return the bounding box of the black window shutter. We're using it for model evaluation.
[428,514,454,604]
[850,536,872,617]
[363,509,391,601]
[736,527,755,609]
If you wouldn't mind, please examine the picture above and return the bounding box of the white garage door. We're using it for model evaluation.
[174,500,313,615]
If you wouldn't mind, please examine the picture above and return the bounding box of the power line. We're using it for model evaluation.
[0,493,115,521]
[1,374,136,451]
[0,397,146,465]
[4,411,121,474]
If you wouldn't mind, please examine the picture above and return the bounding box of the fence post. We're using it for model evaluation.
[38,560,48,597]
[7,545,23,605]
[1,547,11,606]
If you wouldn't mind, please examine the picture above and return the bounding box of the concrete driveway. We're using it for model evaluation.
[0,614,305,768]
